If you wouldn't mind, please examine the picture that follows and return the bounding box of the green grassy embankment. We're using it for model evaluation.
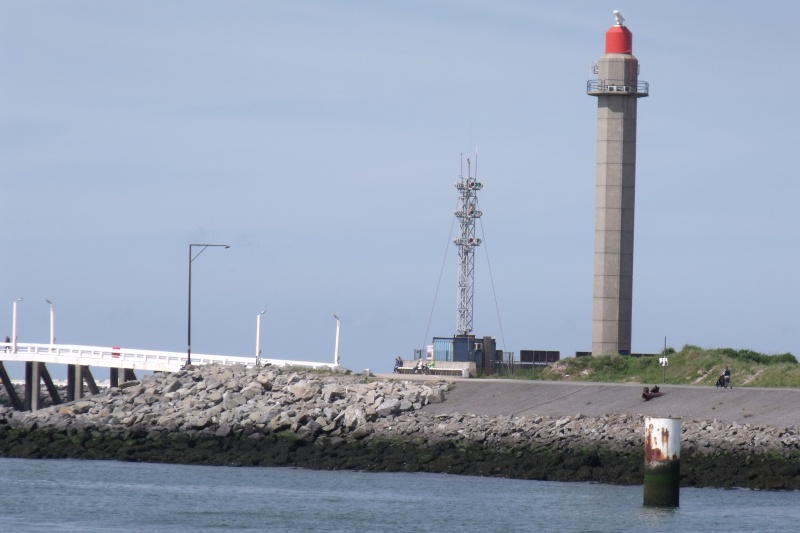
[501,346,799,387]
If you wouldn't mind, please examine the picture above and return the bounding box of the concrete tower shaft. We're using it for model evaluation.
[588,13,648,356]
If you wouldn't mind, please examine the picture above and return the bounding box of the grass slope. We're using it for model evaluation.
[502,346,800,387]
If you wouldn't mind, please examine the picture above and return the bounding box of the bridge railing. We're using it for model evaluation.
[0,343,336,373]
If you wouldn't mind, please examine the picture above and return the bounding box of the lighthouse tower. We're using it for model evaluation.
[587,11,648,356]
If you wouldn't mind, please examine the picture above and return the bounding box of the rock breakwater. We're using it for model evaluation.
[0,364,798,490]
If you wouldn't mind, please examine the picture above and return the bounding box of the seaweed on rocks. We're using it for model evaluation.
[0,365,798,490]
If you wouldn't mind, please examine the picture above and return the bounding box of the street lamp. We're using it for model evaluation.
[187,243,230,366]
[46,299,55,347]
[255,309,266,365]
[332,313,341,366]
[12,298,23,353]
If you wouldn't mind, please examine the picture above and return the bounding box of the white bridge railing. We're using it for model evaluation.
[0,343,336,374]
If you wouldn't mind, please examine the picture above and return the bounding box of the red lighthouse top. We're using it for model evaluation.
[605,11,632,54]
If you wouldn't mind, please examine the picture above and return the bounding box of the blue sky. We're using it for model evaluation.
[1,1,798,377]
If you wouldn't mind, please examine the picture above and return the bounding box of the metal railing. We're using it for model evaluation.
[586,79,649,96]
[0,342,336,373]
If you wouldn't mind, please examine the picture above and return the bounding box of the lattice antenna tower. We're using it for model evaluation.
[454,155,483,336]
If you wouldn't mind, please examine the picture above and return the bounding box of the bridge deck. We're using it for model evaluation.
[1,343,335,373]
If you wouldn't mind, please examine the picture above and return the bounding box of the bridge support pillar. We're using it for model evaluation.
[83,367,99,395]
[40,364,61,406]
[67,364,81,401]
[0,361,23,410]
[110,368,119,388]
[76,365,84,400]
[25,361,42,411]
[65,365,98,401]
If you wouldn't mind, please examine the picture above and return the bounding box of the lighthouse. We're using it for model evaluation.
[587,11,648,356]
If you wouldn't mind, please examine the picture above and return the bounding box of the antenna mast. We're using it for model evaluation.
[454,156,482,336]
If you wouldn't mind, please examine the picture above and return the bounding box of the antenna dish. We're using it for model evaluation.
[613,10,625,26]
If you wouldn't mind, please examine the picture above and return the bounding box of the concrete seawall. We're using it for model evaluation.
[404,377,800,427]
[1,366,798,490]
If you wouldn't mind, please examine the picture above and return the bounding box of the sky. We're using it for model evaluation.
[1,1,798,378]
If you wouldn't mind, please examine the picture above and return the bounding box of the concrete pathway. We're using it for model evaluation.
[376,374,800,427]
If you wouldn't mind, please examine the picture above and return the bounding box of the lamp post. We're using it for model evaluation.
[46,299,55,348]
[12,298,23,353]
[255,309,266,366]
[332,313,341,366]
[187,243,229,366]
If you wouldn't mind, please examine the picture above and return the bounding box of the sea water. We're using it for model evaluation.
[0,457,798,532]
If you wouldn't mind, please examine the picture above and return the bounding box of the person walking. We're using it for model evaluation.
[722,366,731,388]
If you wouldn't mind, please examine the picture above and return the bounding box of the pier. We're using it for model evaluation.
[0,342,336,411]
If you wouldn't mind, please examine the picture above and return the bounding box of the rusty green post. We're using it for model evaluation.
[643,416,681,507]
